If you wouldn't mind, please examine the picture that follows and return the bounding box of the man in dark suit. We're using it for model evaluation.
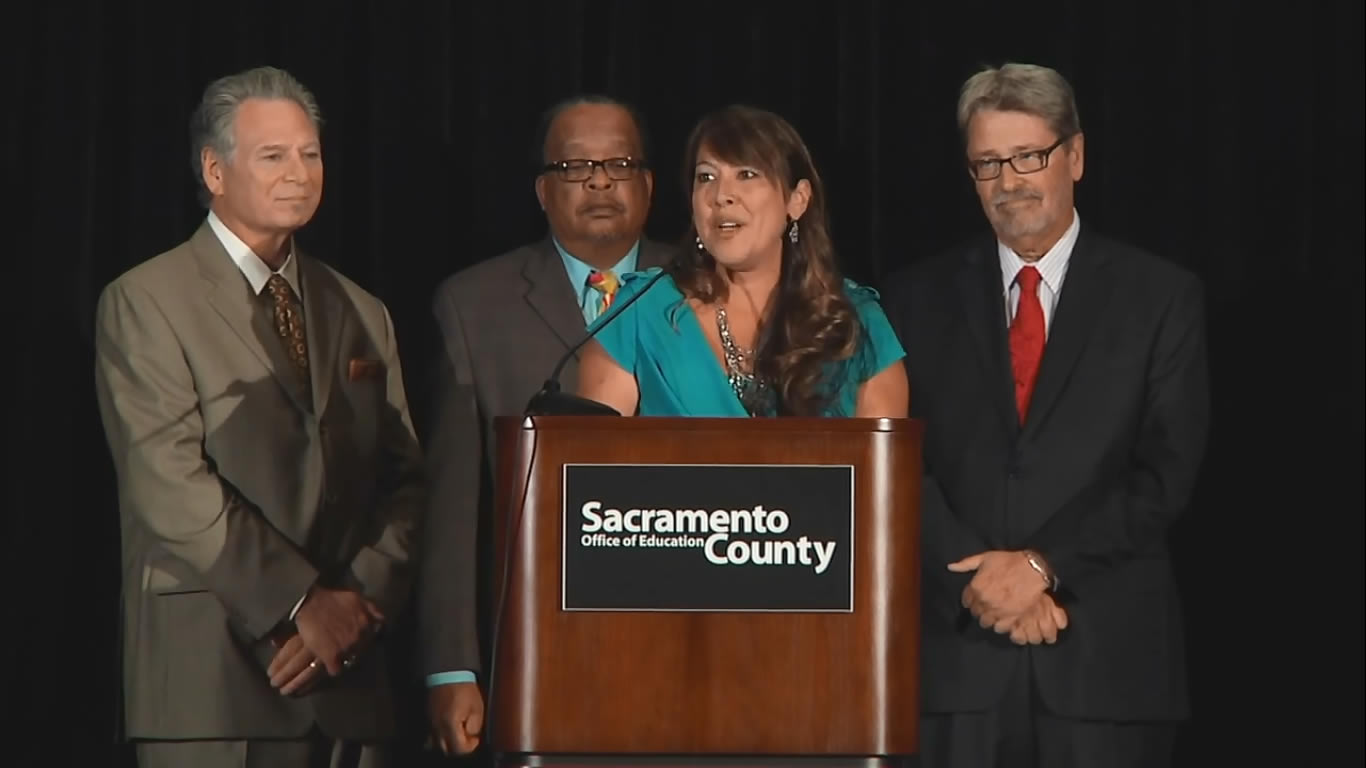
[881,63,1210,768]
[93,66,423,768]
[416,95,672,758]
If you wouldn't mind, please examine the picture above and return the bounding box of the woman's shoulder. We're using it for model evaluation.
[840,277,885,310]
[839,277,899,346]
[618,266,671,288]
[609,268,686,320]
[619,265,664,285]
[836,278,904,382]
[618,267,683,300]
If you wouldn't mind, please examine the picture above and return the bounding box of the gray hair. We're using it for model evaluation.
[956,63,1081,141]
[188,66,323,206]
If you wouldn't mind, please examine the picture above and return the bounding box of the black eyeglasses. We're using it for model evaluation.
[542,156,644,183]
[966,136,1071,181]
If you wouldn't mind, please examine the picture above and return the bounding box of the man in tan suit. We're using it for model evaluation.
[417,95,672,759]
[93,66,423,767]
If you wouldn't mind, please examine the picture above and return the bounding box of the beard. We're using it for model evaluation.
[987,189,1053,240]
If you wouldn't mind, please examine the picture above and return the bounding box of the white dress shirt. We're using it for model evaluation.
[206,210,301,298]
[998,209,1081,338]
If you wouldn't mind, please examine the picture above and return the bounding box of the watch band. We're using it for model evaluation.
[1023,551,1060,592]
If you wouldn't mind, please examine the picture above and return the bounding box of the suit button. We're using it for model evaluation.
[326,491,338,504]
[319,423,329,438]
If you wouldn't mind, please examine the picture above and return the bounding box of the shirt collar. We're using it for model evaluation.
[998,208,1081,293]
[206,209,301,297]
[553,237,640,294]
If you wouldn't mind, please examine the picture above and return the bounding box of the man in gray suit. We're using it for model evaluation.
[93,66,423,767]
[417,95,672,757]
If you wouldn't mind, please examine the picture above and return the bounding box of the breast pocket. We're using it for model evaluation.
[327,363,388,456]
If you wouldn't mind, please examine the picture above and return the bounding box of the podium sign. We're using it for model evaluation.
[561,463,855,612]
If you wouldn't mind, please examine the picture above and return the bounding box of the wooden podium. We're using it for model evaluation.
[489,415,922,767]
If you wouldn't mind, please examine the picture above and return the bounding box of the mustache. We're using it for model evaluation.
[577,200,626,214]
[991,188,1042,207]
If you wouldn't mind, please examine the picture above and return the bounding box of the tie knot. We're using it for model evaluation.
[587,270,618,296]
[265,273,294,300]
[1015,265,1042,291]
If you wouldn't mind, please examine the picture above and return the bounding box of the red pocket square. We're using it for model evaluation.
[348,358,384,381]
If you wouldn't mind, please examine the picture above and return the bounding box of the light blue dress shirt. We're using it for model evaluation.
[554,238,640,325]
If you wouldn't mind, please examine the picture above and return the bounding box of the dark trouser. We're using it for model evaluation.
[919,653,1178,768]
[134,728,389,768]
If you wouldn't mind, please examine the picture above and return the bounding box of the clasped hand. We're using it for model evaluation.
[267,586,385,696]
[428,682,485,756]
[948,551,1068,645]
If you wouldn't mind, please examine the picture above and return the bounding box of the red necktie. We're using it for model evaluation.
[1009,266,1045,424]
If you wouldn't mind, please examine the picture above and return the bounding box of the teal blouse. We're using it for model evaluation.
[588,267,906,417]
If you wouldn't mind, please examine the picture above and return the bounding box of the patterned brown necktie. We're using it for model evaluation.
[264,274,311,403]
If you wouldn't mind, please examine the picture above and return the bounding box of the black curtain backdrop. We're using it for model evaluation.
[7,1,1362,766]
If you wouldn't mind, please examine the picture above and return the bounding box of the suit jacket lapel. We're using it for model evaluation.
[299,255,343,415]
[1021,226,1113,438]
[194,223,312,415]
[521,235,674,353]
[522,238,589,352]
[956,239,1019,434]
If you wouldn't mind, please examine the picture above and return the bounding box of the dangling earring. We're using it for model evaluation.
[695,234,706,251]
[787,220,800,244]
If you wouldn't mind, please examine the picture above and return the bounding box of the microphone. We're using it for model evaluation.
[523,266,671,416]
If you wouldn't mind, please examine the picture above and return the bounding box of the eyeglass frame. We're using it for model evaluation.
[541,156,647,183]
[965,135,1073,182]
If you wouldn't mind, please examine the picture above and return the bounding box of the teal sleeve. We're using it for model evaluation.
[587,268,657,374]
[425,670,477,686]
[846,280,907,382]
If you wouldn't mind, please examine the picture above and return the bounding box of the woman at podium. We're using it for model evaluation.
[576,104,908,419]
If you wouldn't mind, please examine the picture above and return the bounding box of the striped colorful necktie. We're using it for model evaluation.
[587,270,619,316]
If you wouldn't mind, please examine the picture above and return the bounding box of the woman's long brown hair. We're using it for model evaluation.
[670,105,867,416]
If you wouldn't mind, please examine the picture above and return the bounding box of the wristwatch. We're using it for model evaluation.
[1023,550,1060,592]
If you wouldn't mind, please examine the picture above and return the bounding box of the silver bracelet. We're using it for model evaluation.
[1024,551,1059,592]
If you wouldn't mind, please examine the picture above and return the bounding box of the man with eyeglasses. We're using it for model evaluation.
[414,95,670,761]
[881,63,1210,768]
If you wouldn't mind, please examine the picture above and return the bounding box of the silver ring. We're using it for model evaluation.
[308,660,319,670]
